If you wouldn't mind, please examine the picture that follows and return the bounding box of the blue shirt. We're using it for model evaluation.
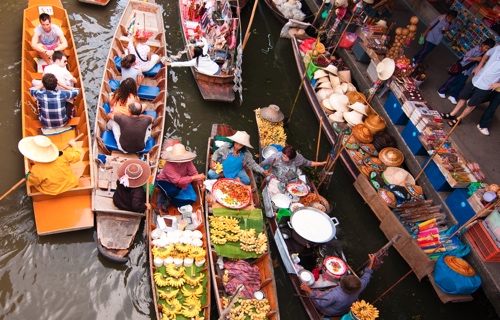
[30,87,79,128]
[461,45,482,76]
[426,15,451,45]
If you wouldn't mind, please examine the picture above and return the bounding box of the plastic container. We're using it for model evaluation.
[277,208,291,222]
[465,222,500,262]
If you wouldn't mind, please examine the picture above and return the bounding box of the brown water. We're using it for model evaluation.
[0,0,497,319]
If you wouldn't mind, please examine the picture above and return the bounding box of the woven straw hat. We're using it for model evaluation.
[378,147,404,167]
[364,114,386,134]
[329,74,341,87]
[376,58,396,81]
[314,69,329,79]
[227,131,253,149]
[329,93,349,111]
[260,104,284,122]
[352,124,373,144]
[328,111,345,123]
[162,143,197,162]
[323,65,338,75]
[346,91,366,104]
[316,88,334,101]
[338,70,352,83]
[117,159,151,188]
[382,167,415,186]
[316,77,330,84]
[318,82,333,90]
[343,110,364,126]
[322,98,334,111]
[18,135,59,163]
[349,102,368,115]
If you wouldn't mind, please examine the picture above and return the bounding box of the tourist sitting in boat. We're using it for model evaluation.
[208,131,268,185]
[113,159,151,213]
[107,101,153,153]
[107,78,146,115]
[260,145,327,191]
[156,143,206,208]
[32,51,77,90]
[165,38,221,76]
[30,73,79,128]
[18,135,81,195]
[120,54,143,86]
[127,29,161,73]
[300,254,376,317]
[31,13,68,65]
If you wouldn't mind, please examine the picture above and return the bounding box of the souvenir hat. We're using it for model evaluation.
[382,167,415,186]
[352,124,373,144]
[227,131,254,148]
[323,65,338,75]
[329,93,349,111]
[378,189,397,208]
[359,143,378,156]
[135,29,154,40]
[343,110,364,126]
[376,20,388,28]
[344,135,359,150]
[338,70,352,83]
[346,91,366,105]
[364,114,386,134]
[443,256,476,277]
[360,165,375,177]
[328,112,345,123]
[329,74,341,87]
[318,82,333,89]
[322,98,334,111]
[376,58,396,81]
[162,143,197,162]
[348,149,366,165]
[364,156,386,172]
[316,88,334,101]
[316,77,331,84]
[340,83,350,93]
[405,184,424,199]
[117,159,151,188]
[334,85,345,94]
[260,104,285,122]
[314,69,329,79]
[18,135,59,163]
[345,83,356,92]
[349,102,368,115]
[378,147,404,167]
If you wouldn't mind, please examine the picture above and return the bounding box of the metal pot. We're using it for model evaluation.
[287,207,339,244]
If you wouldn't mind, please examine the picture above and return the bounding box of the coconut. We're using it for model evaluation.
[192,238,203,247]
[192,230,203,239]
[410,16,419,25]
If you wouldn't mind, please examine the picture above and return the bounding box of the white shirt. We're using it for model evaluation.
[472,46,500,90]
[127,41,150,71]
[43,64,74,88]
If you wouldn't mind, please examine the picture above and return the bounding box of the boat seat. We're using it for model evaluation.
[101,130,155,154]
[31,117,81,130]
[118,35,161,49]
[108,79,160,100]
[113,56,162,77]
[102,102,157,119]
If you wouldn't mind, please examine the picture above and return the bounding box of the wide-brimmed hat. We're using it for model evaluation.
[260,104,284,122]
[162,143,197,162]
[349,102,368,115]
[338,70,352,84]
[346,91,366,104]
[323,65,338,75]
[18,135,59,163]
[334,85,345,94]
[314,69,329,79]
[382,167,415,186]
[352,124,373,144]
[328,111,345,123]
[322,98,334,111]
[378,147,404,167]
[343,110,364,126]
[317,88,334,101]
[134,29,153,40]
[329,74,341,87]
[227,131,253,148]
[345,83,357,92]
[329,93,349,111]
[376,58,396,81]
[117,159,151,188]
[364,114,386,134]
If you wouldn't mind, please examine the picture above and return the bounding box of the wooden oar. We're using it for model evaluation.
[315,118,323,166]
[0,133,84,201]
[242,0,258,51]
[145,153,150,215]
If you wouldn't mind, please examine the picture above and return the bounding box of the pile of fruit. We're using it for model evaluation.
[209,216,268,255]
[256,108,286,147]
[350,300,379,320]
[221,297,271,320]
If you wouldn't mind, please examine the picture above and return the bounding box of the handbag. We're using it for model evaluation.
[447,58,475,76]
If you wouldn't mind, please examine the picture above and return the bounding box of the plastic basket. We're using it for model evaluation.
[465,222,500,262]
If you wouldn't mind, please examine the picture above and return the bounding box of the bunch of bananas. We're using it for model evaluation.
[214,162,223,174]
[221,297,271,320]
[160,298,182,319]
[256,109,287,147]
[184,272,205,286]
[181,284,204,298]
[209,216,241,245]
[350,300,379,320]
[157,288,179,300]
[181,296,202,318]
[166,264,186,278]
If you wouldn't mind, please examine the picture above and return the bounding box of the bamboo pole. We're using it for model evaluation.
[312,0,327,27]
[315,118,323,164]
[242,0,259,51]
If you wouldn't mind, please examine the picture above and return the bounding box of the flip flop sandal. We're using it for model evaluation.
[440,112,456,120]
[447,119,459,126]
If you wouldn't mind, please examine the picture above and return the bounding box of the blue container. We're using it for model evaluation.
[401,121,428,156]
[446,188,475,226]
[422,157,452,192]
[352,39,371,63]
[384,92,408,126]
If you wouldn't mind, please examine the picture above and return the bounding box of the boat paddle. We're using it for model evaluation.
[0,133,84,202]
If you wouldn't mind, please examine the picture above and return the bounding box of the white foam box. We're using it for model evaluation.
[410,107,432,126]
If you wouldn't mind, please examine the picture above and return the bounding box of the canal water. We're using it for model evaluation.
[0,0,497,319]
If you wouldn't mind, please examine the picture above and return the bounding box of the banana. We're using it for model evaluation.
[160,298,182,319]
[166,276,185,288]
[166,264,186,278]
[351,300,379,320]
[181,296,202,318]
[188,246,206,259]
[181,284,204,298]
[184,272,205,286]
[214,162,223,174]
[175,243,191,253]
[154,272,169,287]
[157,288,179,300]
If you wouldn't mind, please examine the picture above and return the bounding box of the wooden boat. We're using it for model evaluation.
[204,124,280,319]
[290,35,360,179]
[78,0,111,6]
[177,0,241,102]
[263,0,288,25]
[91,0,167,263]
[147,162,211,320]
[21,0,94,235]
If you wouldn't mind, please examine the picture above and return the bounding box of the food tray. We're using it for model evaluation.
[286,182,309,197]
[212,178,252,209]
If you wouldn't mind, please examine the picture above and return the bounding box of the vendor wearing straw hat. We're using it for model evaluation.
[208,131,268,185]
[113,159,151,213]
[157,144,206,208]
[18,135,81,195]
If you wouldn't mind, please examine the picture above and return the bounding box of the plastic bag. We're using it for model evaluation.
[339,32,357,49]
[418,34,425,45]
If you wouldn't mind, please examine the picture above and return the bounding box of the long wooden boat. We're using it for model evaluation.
[78,0,111,6]
[263,0,288,25]
[147,160,211,320]
[205,124,280,319]
[21,0,94,235]
[91,0,167,263]
[177,0,241,102]
[290,35,360,180]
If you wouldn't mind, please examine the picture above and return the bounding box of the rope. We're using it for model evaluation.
[261,34,274,54]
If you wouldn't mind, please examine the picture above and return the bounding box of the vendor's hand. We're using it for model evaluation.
[192,173,206,181]
[67,139,76,147]
[320,161,327,166]
[489,83,500,90]
[163,61,171,66]
[300,283,312,294]
[145,203,152,210]
[368,253,376,269]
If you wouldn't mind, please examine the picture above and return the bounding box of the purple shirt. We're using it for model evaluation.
[157,161,201,190]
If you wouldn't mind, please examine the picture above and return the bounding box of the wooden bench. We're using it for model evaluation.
[119,35,161,49]
[30,117,81,130]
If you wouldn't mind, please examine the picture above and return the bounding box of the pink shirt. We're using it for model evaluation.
[157,161,200,190]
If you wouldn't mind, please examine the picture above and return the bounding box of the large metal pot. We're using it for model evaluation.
[287,207,339,244]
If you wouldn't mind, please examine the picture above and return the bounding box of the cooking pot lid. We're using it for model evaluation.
[272,193,292,208]
[291,207,336,243]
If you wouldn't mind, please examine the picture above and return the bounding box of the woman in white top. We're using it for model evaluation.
[127,29,160,72]
[166,38,221,75]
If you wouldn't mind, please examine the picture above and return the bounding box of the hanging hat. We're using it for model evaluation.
[323,65,338,75]
[346,91,366,105]
[364,114,386,134]
[378,188,397,208]
[134,29,154,40]
[18,135,59,163]
[316,88,334,101]
[227,131,254,148]
[329,93,349,111]
[314,69,329,79]
[349,102,368,115]
[117,159,151,188]
[378,147,404,167]
[376,20,388,28]
[328,111,345,123]
[376,58,396,81]
[322,98,334,111]
[352,124,373,144]
[343,110,364,126]
[382,167,415,186]
[260,104,285,122]
[161,143,197,162]
[329,74,341,87]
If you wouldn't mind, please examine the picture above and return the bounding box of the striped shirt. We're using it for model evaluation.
[30,88,79,128]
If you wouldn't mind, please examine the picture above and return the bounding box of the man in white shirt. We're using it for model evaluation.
[33,51,77,90]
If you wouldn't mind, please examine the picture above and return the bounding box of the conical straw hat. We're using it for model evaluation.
[323,65,338,75]
[314,69,329,79]
[376,58,396,81]
[349,102,368,115]
[316,88,334,101]
[161,143,197,162]
[18,135,59,163]
[227,131,253,148]
[329,93,349,112]
[343,110,364,126]
[260,104,285,122]
[329,112,345,123]
[329,74,341,87]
